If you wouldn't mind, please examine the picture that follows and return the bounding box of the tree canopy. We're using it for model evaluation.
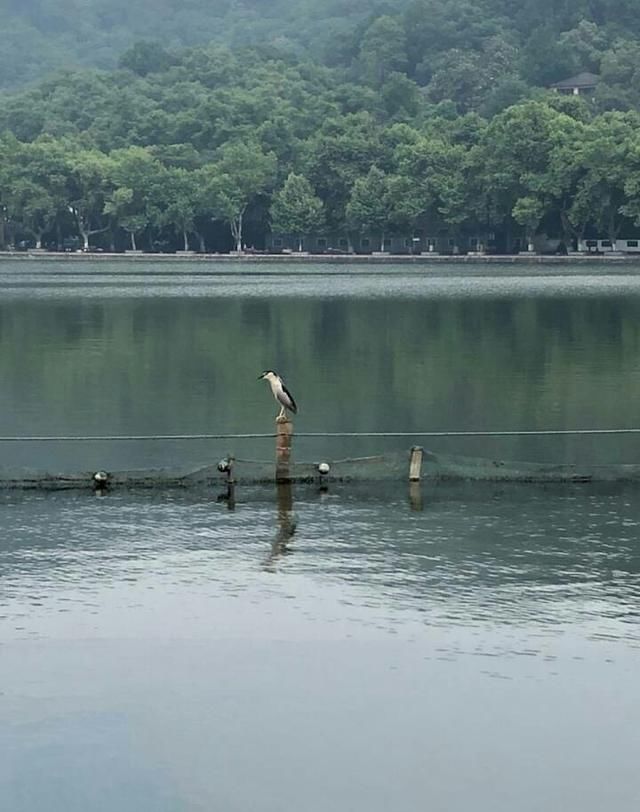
[1,2,640,252]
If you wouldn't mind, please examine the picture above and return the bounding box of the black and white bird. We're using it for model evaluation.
[259,370,298,422]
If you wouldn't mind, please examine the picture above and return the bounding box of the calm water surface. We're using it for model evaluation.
[1,261,640,810]
[1,483,639,811]
[0,259,640,472]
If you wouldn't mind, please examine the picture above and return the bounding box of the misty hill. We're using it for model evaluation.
[2,0,387,89]
[3,0,640,102]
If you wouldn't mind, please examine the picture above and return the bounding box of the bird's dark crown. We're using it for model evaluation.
[259,369,277,379]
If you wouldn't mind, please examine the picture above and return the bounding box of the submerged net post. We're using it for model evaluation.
[276,419,293,482]
[216,455,236,506]
[408,482,423,511]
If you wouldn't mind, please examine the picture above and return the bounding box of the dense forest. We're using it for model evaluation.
[1,0,640,253]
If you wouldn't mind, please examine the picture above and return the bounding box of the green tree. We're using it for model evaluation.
[303,113,383,235]
[210,142,276,252]
[158,167,200,251]
[595,40,640,112]
[513,196,545,250]
[104,146,162,251]
[479,101,581,244]
[66,147,114,250]
[118,41,177,76]
[359,16,408,87]
[270,173,325,251]
[571,112,637,243]
[346,166,412,251]
[3,137,69,247]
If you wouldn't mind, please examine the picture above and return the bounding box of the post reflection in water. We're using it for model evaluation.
[408,480,423,511]
[264,481,297,571]
[217,481,236,510]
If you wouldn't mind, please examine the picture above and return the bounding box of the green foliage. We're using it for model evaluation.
[270,174,325,250]
[104,146,163,250]
[513,196,545,244]
[2,1,640,253]
[346,167,393,249]
[359,15,408,87]
[209,142,277,251]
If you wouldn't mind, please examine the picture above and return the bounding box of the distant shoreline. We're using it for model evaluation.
[2,250,640,265]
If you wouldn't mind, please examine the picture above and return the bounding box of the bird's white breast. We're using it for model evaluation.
[269,378,283,399]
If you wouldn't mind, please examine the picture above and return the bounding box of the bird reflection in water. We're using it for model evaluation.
[263,482,297,571]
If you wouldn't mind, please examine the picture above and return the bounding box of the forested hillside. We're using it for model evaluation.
[4,0,640,97]
[1,1,640,253]
[3,0,371,89]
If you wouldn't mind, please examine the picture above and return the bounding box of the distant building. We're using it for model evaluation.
[266,231,489,255]
[550,72,599,96]
[578,238,640,254]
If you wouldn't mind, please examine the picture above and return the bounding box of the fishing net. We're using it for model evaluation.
[1,445,640,490]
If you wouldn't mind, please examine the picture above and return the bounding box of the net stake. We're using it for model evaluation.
[276,418,293,482]
[409,446,423,481]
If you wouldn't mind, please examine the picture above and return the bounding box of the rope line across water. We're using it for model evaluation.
[0,428,639,442]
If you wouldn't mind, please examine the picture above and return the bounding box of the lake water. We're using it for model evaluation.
[1,260,640,810]
[2,484,640,811]
[1,259,640,474]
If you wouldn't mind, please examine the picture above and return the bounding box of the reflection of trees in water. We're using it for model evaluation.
[0,292,640,466]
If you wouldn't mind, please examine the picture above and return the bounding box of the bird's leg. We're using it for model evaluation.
[276,406,287,423]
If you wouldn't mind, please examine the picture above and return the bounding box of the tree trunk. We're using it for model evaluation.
[608,212,619,247]
[81,229,90,251]
[380,232,385,252]
[35,233,43,250]
[183,228,189,251]
[130,231,137,251]
[232,210,243,252]
[196,231,206,253]
[560,209,579,249]
[298,236,303,252]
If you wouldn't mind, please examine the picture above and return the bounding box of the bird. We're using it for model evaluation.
[259,370,297,422]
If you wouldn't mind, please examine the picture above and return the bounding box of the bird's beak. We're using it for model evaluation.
[258,373,265,379]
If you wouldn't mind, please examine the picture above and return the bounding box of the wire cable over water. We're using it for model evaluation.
[1,428,640,442]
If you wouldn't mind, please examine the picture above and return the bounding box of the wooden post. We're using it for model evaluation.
[409,446,423,481]
[216,455,235,509]
[276,418,293,482]
[226,455,235,485]
[408,446,423,511]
